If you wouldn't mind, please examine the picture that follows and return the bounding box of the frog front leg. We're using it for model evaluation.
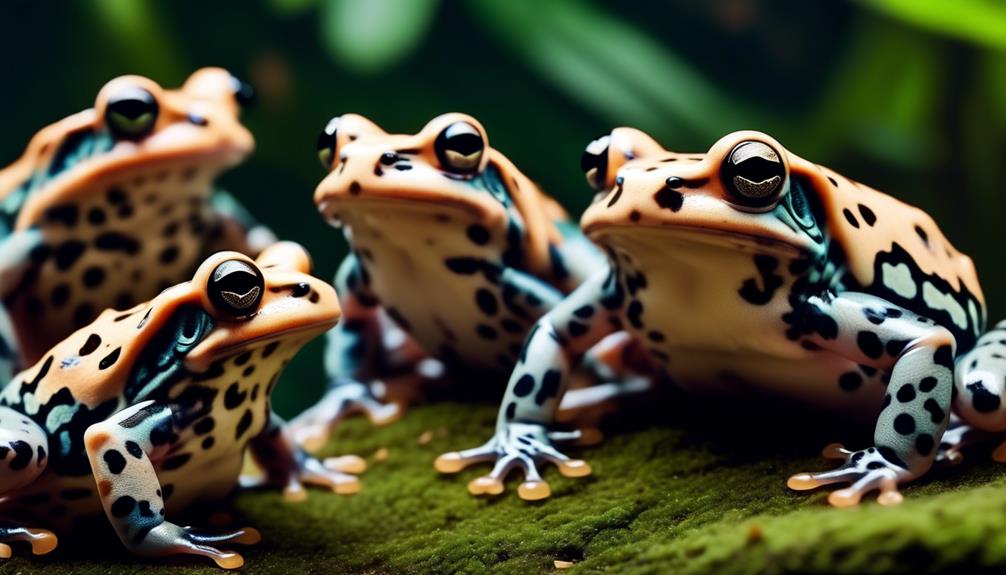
[243,411,365,500]
[951,320,1006,460]
[436,268,620,500]
[0,406,58,559]
[84,401,260,569]
[786,292,956,506]
[289,254,402,451]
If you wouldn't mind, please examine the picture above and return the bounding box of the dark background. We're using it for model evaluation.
[3,0,1004,417]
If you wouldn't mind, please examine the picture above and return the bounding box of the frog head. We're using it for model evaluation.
[580,129,828,261]
[312,113,563,276]
[0,67,254,231]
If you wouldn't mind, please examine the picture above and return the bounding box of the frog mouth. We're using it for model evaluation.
[588,223,808,257]
[317,193,504,228]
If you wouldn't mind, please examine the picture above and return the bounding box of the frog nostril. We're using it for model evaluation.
[188,112,208,127]
[292,283,311,297]
[380,152,399,166]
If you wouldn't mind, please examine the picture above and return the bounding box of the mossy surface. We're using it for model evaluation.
[9,394,1006,574]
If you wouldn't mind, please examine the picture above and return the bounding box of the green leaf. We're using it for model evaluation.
[90,0,184,78]
[857,0,1006,49]
[321,0,440,73]
[467,0,755,142]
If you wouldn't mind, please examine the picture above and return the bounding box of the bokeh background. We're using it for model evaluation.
[2,0,1004,418]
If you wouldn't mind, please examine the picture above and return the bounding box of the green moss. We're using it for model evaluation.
[9,399,1006,574]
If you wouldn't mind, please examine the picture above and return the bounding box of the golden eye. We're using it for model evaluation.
[316,116,341,170]
[580,134,611,191]
[105,87,159,140]
[434,122,484,174]
[208,260,264,319]
[722,141,787,207]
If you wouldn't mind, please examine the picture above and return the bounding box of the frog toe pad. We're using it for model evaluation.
[0,527,58,558]
[788,444,908,507]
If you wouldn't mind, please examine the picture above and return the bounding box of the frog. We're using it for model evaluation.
[289,113,618,451]
[436,127,1005,505]
[0,241,361,568]
[0,67,275,379]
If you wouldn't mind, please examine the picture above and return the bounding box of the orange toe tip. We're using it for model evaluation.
[213,551,245,570]
[325,454,367,474]
[821,443,847,458]
[557,460,592,478]
[26,530,57,555]
[578,428,604,446]
[467,476,504,496]
[283,486,308,503]
[877,491,904,506]
[0,543,12,559]
[434,453,465,474]
[992,445,1006,463]
[827,489,861,508]
[786,474,820,491]
[518,480,552,501]
[234,528,262,546]
[333,477,362,495]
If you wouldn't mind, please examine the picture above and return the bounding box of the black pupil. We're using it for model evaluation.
[734,156,783,183]
[580,150,608,189]
[108,88,156,120]
[316,117,340,165]
[210,261,262,315]
[443,132,482,155]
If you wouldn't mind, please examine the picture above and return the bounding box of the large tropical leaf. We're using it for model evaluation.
[858,0,1006,49]
[321,0,440,73]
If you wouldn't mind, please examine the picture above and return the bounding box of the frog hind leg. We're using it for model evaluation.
[0,406,58,558]
[953,321,1006,460]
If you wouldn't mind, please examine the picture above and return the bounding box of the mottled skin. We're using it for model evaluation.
[0,67,274,378]
[290,113,611,451]
[0,242,358,568]
[438,128,1005,505]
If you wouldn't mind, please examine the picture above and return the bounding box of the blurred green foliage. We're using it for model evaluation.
[1,0,1004,419]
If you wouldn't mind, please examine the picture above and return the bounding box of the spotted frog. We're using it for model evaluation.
[290,113,611,450]
[0,242,359,568]
[0,67,274,377]
[438,128,1006,505]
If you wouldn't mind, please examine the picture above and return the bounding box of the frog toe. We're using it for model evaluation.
[789,446,909,506]
[298,457,362,495]
[0,527,58,557]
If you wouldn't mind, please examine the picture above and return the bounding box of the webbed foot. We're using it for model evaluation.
[289,381,401,452]
[132,524,260,569]
[435,423,591,501]
[787,443,911,507]
[0,526,57,558]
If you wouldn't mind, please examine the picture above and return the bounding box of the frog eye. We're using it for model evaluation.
[208,259,264,319]
[316,116,341,170]
[229,74,255,109]
[435,122,485,175]
[580,135,611,191]
[722,141,787,208]
[105,87,159,141]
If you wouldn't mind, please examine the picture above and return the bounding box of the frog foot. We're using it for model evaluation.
[0,526,58,558]
[243,454,365,500]
[133,524,260,569]
[434,423,592,501]
[289,381,401,452]
[787,443,910,507]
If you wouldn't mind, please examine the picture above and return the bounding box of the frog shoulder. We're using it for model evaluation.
[787,154,983,305]
[0,110,97,205]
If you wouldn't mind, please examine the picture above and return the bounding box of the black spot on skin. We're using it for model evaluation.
[574,305,594,319]
[88,207,106,225]
[45,204,79,227]
[513,374,535,397]
[878,446,907,469]
[505,402,517,420]
[194,417,215,435]
[894,413,916,435]
[94,232,140,255]
[159,246,179,265]
[467,224,490,245]
[886,339,909,357]
[967,381,1001,413]
[630,210,641,222]
[103,450,126,474]
[475,288,498,316]
[83,266,105,288]
[54,241,86,270]
[99,347,122,370]
[923,398,946,423]
[202,437,215,450]
[235,352,252,366]
[161,453,191,471]
[50,284,70,307]
[138,500,154,518]
[476,324,498,340]
[107,187,127,204]
[235,409,253,439]
[349,181,361,195]
[857,331,883,359]
[919,376,938,392]
[842,208,860,228]
[933,345,954,371]
[839,372,862,392]
[79,334,101,355]
[568,321,588,337]
[125,440,143,459]
[866,461,885,470]
[606,178,624,207]
[110,495,135,518]
[445,257,482,275]
[501,318,523,333]
[37,445,46,463]
[738,255,783,305]
[626,300,644,329]
[857,204,877,226]
[535,370,562,405]
[224,382,247,410]
[896,384,916,403]
[262,341,279,358]
[864,308,886,325]
[827,176,838,187]
[915,433,934,456]
[8,441,34,470]
[654,186,684,212]
[915,225,929,246]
